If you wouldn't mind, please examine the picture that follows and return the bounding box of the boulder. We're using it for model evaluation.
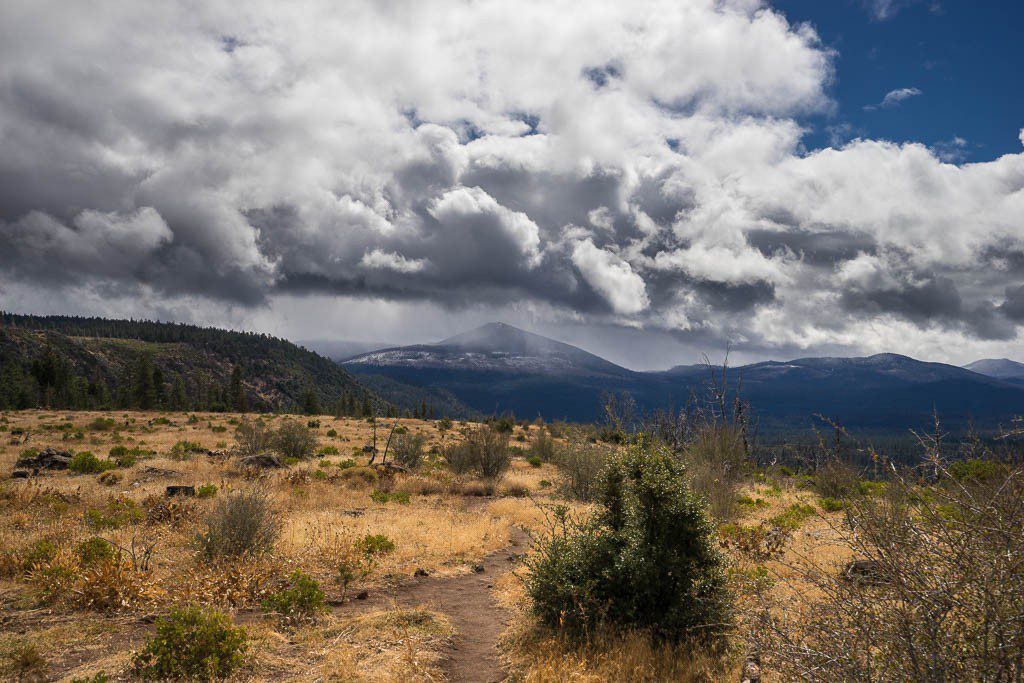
[166,485,196,497]
[238,453,286,469]
[16,447,72,470]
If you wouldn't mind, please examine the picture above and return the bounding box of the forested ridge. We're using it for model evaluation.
[0,312,381,414]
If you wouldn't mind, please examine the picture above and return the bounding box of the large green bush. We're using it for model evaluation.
[525,445,731,642]
[132,606,247,679]
[273,420,318,460]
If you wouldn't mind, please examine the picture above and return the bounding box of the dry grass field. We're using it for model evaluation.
[0,409,903,681]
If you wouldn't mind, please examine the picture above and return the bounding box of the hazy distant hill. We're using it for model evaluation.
[964,358,1024,381]
[347,322,1024,431]
[0,313,379,413]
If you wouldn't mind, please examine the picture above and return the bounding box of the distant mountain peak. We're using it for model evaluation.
[964,358,1024,380]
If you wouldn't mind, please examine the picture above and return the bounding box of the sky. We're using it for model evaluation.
[0,0,1022,370]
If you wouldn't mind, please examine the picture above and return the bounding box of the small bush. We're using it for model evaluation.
[318,445,339,456]
[1,641,48,680]
[108,445,153,467]
[814,458,861,499]
[769,503,817,531]
[338,465,377,486]
[370,490,410,505]
[132,606,247,680]
[553,440,607,501]
[390,432,428,470]
[88,417,117,431]
[307,419,321,429]
[21,539,58,572]
[97,470,122,486]
[337,458,357,470]
[819,496,845,512]
[235,418,274,455]
[69,451,117,474]
[85,498,144,530]
[359,534,395,555]
[527,455,543,468]
[197,487,280,559]
[526,446,731,642]
[261,570,325,621]
[273,420,318,460]
[169,440,203,461]
[326,428,338,437]
[196,484,218,499]
[528,428,557,462]
[443,427,511,480]
[77,537,116,566]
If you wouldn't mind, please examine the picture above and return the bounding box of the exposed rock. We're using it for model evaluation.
[471,563,485,574]
[355,590,369,600]
[238,453,286,469]
[16,447,72,470]
[166,485,196,497]
[844,558,888,584]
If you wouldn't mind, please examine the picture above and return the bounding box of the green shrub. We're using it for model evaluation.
[307,419,321,429]
[88,417,117,431]
[370,490,410,505]
[443,428,511,480]
[770,503,817,531]
[337,458,357,470]
[196,484,218,499]
[318,446,339,456]
[525,446,731,642]
[390,432,428,470]
[235,418,274,455]
[84,498,144,530]
[21,539,58,571]
[528,428,557,462]
[131,606,247,680]
[819,497,846,512]
[326,428,338,437]
[949,458,1007,483]
[273,420,318,460]
[77,537,116,566]
[69,451,117,474]
[359,534,396,556]
[552,440,607,501]
[108,445,153,467]
[261,570,325,621]
[527,455,543,468]
[197,487,280,559]
[169,440,203,461]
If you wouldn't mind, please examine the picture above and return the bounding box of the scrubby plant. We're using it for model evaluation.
[273,420,318,460]
[169,440,203,461]
[756,447,1024,681]
[318,445,339,456]
[552,439,608,501]
[390,432,428,470]
[87,417,117,431]
[234,418,274,455]
[196,483,218,499]
[197,487,280,559]
[261,570,325,622]
[528,427,557,462]
[525,445,731,642]
[84,498,144,530]
[69,451,117,474]
[443,427,512,480]
[359,534,395,556]
[131,606,247,680]
[370,490,410,505]
[77,537,116,566]
[326,428,338,437]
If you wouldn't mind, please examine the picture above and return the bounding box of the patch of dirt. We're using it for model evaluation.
[343,526,530,683]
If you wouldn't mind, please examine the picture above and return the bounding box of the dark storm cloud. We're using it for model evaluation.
[1,0,1023,364]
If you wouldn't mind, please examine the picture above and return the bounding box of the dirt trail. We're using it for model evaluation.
[342,526,530,683]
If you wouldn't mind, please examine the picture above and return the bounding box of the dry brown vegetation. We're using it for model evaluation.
[1,409,1021,681]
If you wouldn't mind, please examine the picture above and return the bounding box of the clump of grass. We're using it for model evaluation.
[768,503,817,531]
[196,483,218,498]
[197,487,280,559]
[370,490,411,505]
[131,606,247,680]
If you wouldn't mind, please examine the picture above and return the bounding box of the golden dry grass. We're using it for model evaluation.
[0,409,858,681]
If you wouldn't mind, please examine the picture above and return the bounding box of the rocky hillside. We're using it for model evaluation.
[0,313,380,413]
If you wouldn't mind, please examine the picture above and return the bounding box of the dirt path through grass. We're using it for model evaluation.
[342,526,530,682]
